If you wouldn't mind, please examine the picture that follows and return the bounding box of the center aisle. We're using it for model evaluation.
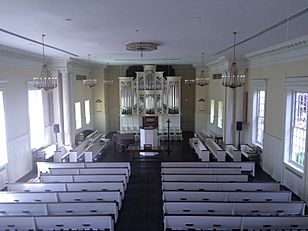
[115,161,163,231]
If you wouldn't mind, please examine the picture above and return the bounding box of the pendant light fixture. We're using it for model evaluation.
[83,54,97,87]
[33,34,57,90]
[222,32,246,88]
[185,52,210,86]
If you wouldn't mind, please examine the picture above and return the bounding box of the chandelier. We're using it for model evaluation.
[83,54,97,88]
[185,52,210,86]
[33,35,57,90]
[222,32,246,88]
[126,42,157,57]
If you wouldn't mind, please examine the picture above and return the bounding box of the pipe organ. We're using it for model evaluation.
[119,65,182,140]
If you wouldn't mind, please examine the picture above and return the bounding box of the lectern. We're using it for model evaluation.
[140,128,158,156]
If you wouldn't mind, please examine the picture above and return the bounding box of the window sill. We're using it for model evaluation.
[284,161,304,175]
[251,141,263,150]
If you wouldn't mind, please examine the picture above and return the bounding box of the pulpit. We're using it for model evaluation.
[140,127,158,156]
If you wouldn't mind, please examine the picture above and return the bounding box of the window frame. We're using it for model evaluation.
[0,81,8,167]
[217,101,223,129]
[210,99,215,124]
[85,99,91,125]
[251,79,267,148]
[75,102,82,130]
[284,77,308,173]
[28,89,45,149]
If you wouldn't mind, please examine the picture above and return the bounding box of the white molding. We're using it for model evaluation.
[246,35,308,68]
[251,79,267,90]
[0,80,8,90]
[285,76,308,91]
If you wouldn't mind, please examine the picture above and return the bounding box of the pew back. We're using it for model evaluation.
[163,191,292,202]
[161,162,255,176]
[162,182,280,192]
[161,167,241,175]
[162,174,248,182]
[163,201,305,216]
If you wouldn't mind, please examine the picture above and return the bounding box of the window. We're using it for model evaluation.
[251,80,266,147]
[85,100,91,124]
[75,102,82,129]
[284,77,308,171]
[290,92,307,166]
[217,101,223,128]
[210,99,215,124]
[256,90,265,144]
[0,91,8,166]
[28,90,45,149]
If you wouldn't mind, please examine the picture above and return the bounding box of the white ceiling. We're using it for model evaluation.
[0,0,308,66]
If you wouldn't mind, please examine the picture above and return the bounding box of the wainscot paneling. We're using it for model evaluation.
[262,132,283,182]
[7,134,32,183]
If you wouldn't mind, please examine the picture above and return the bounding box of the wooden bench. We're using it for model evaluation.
[0,201,119,222]
[205,138,226,161]
[37,162,131,176]
[189,137,210,161]
[162,182,280,192]
[0,191,122,209]
[8,182,125,199]
[161,174,248,182]
[161,162,256,177]
[48,167,129,181]
[162,191,292,202]
[163,201,305,216]
[161,167,241,175]
[35,215,114,231]
[40,174,128,189]
[225,144,242,161]
[164,215,308,230]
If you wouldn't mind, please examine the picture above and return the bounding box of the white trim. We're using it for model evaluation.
[246,35,308,68]
[0,81,8,90]
[251,79,267,148]
[251,79,267,90]
[285,76,308,91]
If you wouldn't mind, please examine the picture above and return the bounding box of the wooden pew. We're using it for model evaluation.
[164,215,308,231]
[162,174,248,182]
[7,182,124,200]
[48,167,129,181]
[37,161,131,176]
[47,201,118,221]
[0,216,36,230]
[189,137,210,161]
[0,201,119,222]
[225,144,242,161]
[35,215,114,231]
[161,167,241,175]
[162,191,292,202]
[161,161,256,177]
[205,137,226,161]
[164,214,242,230]
[242,216,308,229]
[0,191,122,209]
[162,182,280,192]
[39,174,128,189]
[163,201,305,216]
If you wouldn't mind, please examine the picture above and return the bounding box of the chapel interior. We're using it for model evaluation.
[0,0,308,230]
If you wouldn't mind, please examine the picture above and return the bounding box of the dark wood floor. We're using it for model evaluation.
[97,132,276,231]
[19,132,285,231]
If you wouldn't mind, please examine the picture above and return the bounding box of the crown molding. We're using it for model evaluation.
[207,56,229,74]
[246,35,308,68]
[0,44,44,68]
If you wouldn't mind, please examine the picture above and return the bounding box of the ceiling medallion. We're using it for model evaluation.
[126,42,158,57]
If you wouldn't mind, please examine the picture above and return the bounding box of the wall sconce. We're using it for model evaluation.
[198,98,206,111]
[95,99,102,112]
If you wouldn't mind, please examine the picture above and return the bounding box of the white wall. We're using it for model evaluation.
[245,36,308,202]
[0,46,42,186]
